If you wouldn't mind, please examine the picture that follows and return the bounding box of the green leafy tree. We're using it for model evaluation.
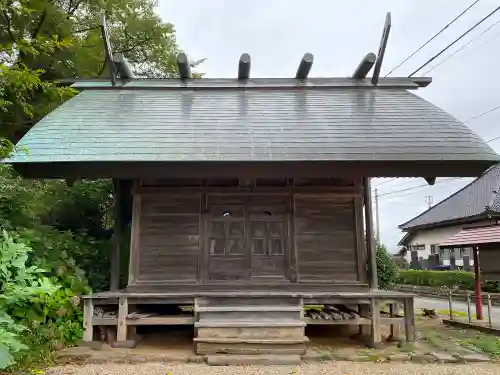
[0,232,59,369]
[376,244,399,289]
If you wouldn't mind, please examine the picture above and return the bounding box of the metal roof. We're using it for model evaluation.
[399,164,500,231]
[7,81,499,167]
[439,225,500,248]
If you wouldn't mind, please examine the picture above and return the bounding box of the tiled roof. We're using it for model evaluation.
[399,164,500,230]
[7,79,498,165]
[440,225,500,247]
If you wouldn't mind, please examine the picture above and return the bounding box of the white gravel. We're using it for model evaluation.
[46,362,500,375]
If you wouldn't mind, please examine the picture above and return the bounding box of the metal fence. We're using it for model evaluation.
[448,289,494,327]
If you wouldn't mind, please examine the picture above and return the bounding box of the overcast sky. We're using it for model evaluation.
[157,0,500,251]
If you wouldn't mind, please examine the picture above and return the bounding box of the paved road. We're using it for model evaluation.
[415,297,500,322]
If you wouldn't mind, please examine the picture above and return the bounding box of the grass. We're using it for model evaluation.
[459,334,500,357]
[438,309,477,319]
[425,331,447,349]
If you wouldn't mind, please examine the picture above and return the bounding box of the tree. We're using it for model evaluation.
[375,244,399,289]
[0,0,202,142]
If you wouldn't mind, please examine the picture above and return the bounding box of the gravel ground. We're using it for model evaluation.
[46,362,500,375]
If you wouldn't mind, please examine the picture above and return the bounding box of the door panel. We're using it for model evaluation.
[206,194,289,282]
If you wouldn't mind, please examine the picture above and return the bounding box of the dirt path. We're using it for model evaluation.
[47,362,500,375]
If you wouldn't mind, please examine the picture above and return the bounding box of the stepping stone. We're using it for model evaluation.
[207,354,301,366]
[432,352,456,363]
[455,353,490,362]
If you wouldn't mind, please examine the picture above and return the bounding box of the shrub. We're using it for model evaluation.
[376,244,399,289]
[397,270,500,293]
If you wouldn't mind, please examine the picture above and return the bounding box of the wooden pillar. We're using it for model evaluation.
[111,179,123,292]
[83,298,93,342]
[363,178,378,289]
[404,297,416,342]
[370,298,382,348]
[473,247,484,320]
[358,304,370,336]
[117,296,128,341]
[389,302,401,341]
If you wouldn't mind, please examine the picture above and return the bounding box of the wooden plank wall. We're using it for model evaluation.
[135,194,201,283]
[131,187,365,286]
[294,195,358,282]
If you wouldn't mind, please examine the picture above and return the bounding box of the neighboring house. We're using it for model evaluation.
[398,164,500,267]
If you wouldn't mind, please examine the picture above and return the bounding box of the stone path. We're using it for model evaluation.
[46,362,500,375]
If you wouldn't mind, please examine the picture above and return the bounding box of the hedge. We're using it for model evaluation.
[397,270,500,293]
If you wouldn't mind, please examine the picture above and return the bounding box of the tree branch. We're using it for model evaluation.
[32,9,47,39]
[117,35,153,54]
[72,25,99,34]
[2,10,16,44]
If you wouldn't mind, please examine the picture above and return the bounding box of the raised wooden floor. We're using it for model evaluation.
[82,289,416,353]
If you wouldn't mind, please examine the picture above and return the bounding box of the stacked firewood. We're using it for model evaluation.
[305,304,360,320]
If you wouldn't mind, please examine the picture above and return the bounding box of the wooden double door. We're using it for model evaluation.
[206,194,290,282]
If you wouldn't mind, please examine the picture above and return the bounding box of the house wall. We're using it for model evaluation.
[128,182,367,291]
[402,224,495,266]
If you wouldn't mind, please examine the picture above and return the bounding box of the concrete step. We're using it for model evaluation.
[198,310,301,321]
[198,342,307,355]
[197,326,305,339]
[207,354,302,366]
[197,306,301,312]
[195,320,305,328]
[194,337,308,344]
[197,297,301,308]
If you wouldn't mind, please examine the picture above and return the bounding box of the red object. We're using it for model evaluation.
[473,248,483,320]
[439,225,500,248]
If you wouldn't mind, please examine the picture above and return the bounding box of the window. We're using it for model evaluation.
[460,248,470,258]
[430,244,439,254]
[411,244,425,251]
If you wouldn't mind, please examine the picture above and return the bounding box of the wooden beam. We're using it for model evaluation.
[363,178,378,289]
[83,298,93,342]
[370,298,382,348]
[424,177,436,186]
[111,179,123,291]
[117,296,128,341]
[295,53,314,79]
[99,13,116,86]
[113,53,135,79]
[389,303,401,340]
[473,248,484,320]
[353,52,376,79]
[410,77,432,87]
[371,12,392,85]
[404,297,416,342]
[238,53,251,80]
[177,52,192,79]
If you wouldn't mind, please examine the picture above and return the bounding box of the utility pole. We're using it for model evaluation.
[425,195,433,209]
[375,188,380,245]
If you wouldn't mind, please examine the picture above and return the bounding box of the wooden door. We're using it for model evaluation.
[247,195,288,280]
[206,194,289,282]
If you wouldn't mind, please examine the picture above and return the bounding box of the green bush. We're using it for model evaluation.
[375,244,399,289]
[397,270,500,293]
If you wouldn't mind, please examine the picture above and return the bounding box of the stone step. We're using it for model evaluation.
[197,342,307,355]
[197,306,301,312]
[198,310,301,321]
[194,337,308,344]
[197,326,305,339]
[207,354,302,366]
[195,320,305,328]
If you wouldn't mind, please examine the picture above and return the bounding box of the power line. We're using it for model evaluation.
[384,0,481,77]
[421,17,500,76]
[373,177,398,187]
[378,177,461,198]
[464,104,500,123]
[487,135,500,143]
[409,5,500,77]
[441,27,500,73]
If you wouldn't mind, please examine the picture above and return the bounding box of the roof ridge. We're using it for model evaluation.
[398,164,500,230]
